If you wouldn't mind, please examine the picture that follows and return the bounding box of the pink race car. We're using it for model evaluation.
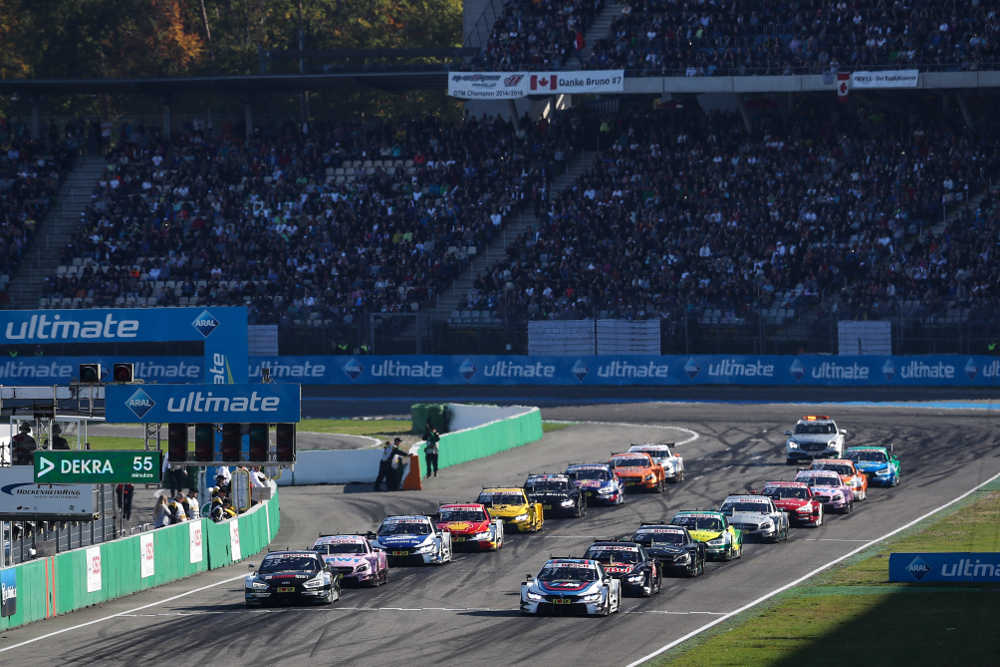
[312,533,389,587]
[793,470,855,515]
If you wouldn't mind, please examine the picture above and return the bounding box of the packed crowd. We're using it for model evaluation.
[476,0,1000,74]
[466,102,1000,326]
[0,121,79,299]
[49,114,588,335]
[154,465,269,526]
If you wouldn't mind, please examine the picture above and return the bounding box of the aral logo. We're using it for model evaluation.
[342,358,362,380]
[789,358,805,380]
[191,309,220,338]
[684,358,700,379]
[882,359,896,381]
[459,358,476,382]
[571,359,589,382]
[125,388,156,419]
[906,556,930,580]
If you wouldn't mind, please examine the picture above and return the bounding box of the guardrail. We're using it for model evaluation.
[0,483,279,631]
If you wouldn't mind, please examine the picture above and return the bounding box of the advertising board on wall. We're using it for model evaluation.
[448,70,624,99]
[86,546,102,593]
[0,567,15,617]
[0,467,95,520]
[890,552,1000,583]
[105,383,301,424]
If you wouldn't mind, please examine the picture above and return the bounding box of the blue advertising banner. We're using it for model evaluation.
[0,307,247,384]
[105,384,301,423]
[890,552,1000,583]
[0,567,15,617]
[1,354,998,387]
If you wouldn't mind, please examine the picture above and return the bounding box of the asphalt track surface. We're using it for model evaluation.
[2,397,998,666]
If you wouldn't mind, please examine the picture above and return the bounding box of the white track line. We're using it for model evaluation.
[547,420,700,447]
[624,469,1000,667]
[0,573,247,654]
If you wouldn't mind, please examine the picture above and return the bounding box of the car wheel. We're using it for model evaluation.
[600,594,611,617]
[654,572,661,594]
[577,501,586,519]
[656,478,665,494]
[698,558,705,576]
[891,475,900,487]
[641,573,654,597]
[842,500,853,515]
[323,587,334,605]
[382,568,390,585]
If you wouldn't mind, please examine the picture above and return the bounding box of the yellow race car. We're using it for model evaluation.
[476,487,544,533]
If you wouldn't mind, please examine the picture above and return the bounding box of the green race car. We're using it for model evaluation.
[668,510,743,561]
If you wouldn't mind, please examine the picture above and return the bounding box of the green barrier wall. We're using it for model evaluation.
[1,485,279,632]
[0,558,48,631]
[433,407,543,470]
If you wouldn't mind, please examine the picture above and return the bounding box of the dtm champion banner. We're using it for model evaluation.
[448,70,624,99]
[105,383,301,423]
[2,355,998,387]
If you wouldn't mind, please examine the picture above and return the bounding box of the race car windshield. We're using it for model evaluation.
[672,516,723,531]
[379,522,431,535]
[259,556,319,573]
[585,549,640,564]
[722,502,770,514]
[802,474,840,486]
[848,450,887,462]
[611,457,648,467]
[568,469,609,481]
[478,493,524,505]
[538,566,598,581]
[795,423,836,434]
[315,543,364,554]
[817,464,853,475]
[764,486,808,499]
[649,534,685,545]
[525,480,571,492]
[439,509,486,521]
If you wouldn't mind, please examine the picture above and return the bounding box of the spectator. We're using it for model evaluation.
[179,490,199,520]
[11,423,36,465]
[375,439,406,491]
[115,483,135,522]
[168,493,188,523]
[153,495,171,528]
[51,424,70,450]
[423,426,441,478]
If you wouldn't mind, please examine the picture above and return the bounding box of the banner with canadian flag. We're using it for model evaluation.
[448,70,625,99]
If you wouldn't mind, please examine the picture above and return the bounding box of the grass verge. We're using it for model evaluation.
[653,488,1000,667]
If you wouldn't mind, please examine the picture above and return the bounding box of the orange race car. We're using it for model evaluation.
[608,452,667,493]
[811,458,868,501]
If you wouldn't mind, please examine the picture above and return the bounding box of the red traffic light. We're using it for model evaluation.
[249,423,269,462]
[168,423,188,463]
[221,423,242,462]
[276,424,295,462]
[194,423,215,461]
[113,363,135,383]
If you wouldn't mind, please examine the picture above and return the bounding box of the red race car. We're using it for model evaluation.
[759,481,824,527]
[434,503,504,551]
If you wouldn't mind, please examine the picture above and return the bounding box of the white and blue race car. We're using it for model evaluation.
[564,463,626,506]
[371,515,452,565]
[520,557,621,616]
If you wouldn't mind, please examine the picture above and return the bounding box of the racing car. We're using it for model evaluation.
[845,445,901,486]
[719,494,790,542]
[311,533,390,586]
[564,463,626,506]
[785,415,847,463]
[811,458,868,501]
[608,451,667,493]
[627,442,685,482]
[523,473,586,518]
[476,487,544,532]
[435,503,504,551]
[794,469,855,514]
[520,557,622,616]
[759,480,824,527]
[669,510,743,561]
[629,523,705,577]
[245,550,342,607]
[371,515,453,565]
[583,540,662,597]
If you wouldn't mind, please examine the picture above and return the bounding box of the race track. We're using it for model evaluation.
[1,400,998,666]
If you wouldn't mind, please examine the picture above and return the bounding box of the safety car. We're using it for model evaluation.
[583,540,661,597]
[794,469,855,514]
[564,463,626,505]
[523,473,586,518]
[608,451,667,493]
[627,442,685,482]
[520,557,622,616]
[435,503,504,550]
[811,458,868,501]
[845,445,901,486]
[629,523,705,577]
[476,487,544,532]
[372,515,453,565]
[311,534,389,587]
[719,494,790,542]
[759,480,824,527]
[245,550,341,606]
[669,510,743,561]
[785,415,847,463]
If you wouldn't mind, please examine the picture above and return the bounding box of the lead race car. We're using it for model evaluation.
[371,515,453,565]
[245,550,341,607]
[608,451,667,493]
[520,557,622,616]
[564,463,626,506]
[311,534,389,587]
[435,503,504,551]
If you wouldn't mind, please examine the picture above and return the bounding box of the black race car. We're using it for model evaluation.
[629,523,706,577]
[583,540,661,597]
[244,550,342,606]
[523,473,586,518]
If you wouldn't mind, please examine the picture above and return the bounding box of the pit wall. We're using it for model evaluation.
[277,403,543,486]
[0,483,279,631]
